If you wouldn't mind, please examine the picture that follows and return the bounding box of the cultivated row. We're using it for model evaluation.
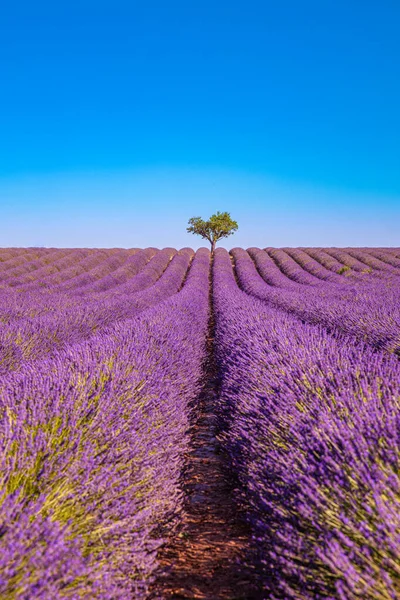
[0,249,210,598]
[214,248,400,599]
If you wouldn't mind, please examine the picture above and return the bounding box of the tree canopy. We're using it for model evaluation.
[187,211,238,252]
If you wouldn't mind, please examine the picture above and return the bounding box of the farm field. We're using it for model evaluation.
[1,246,400,599]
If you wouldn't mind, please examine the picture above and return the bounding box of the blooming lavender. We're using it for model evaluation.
[322,247,376,273]
[232,248,400,353]
[282,247,346,283]
[18,249,135,291]
[264,247,323,285]
[363,248,400,269]
[301,247,353,275]
[0,249,56,274]
[0,249,77,285]
[214,247,400,599]
[0,245,399,599]
[0,248,210,598]
[0,249,193,372]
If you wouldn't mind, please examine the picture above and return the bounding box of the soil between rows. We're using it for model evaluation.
[152,262,260,600]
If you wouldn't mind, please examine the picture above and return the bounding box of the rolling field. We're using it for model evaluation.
[1,246,400,599]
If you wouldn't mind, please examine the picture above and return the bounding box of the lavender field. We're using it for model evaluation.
[1,246,400,599]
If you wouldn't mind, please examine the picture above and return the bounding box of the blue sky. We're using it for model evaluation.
[1,0,399,248]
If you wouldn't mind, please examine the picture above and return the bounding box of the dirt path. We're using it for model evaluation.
[152,261,259,600]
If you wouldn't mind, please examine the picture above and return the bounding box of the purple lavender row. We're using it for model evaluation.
[240,247,336,291]
[83,247,177,297]
[0,250,168,362]
[0,249,76,284]
[246,248,300,288]
[0,249,164,324]
[0,248,41,266]
[214,247,400,599]
[323,248,376,272]
[264,247,325,285]
[232,248,400,353]
[301,247,354,274]
[14,249,112,289]
[1,249,137,289]
[252,247,393,284]
[320,248,400,275]
[267,247,396,283]
[0,248,210,599]
[286,247,400,281]
[24,247,161,295]
[0,248,54,271]
[282,247,352,282]
[0,249,193,372]
[346,248,396,272]
[12,249,119,289]
[360,249,400,269]
[0,248,31,259]
[286,247,400,280]
[52,249,140,291]
[77,248,156,293]
[362,247,400,267]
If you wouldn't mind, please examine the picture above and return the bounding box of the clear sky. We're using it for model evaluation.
[1,0,399,248]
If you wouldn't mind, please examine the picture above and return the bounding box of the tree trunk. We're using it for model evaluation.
[211,239,216,253]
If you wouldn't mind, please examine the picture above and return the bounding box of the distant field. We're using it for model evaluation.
[1,246,400,599]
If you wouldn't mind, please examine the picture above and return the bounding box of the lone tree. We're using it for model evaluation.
[187,211,238,253]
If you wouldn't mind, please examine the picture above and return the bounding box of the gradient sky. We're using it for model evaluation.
[1,0,399,248]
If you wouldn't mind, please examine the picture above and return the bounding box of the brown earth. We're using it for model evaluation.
[152,260,262,600]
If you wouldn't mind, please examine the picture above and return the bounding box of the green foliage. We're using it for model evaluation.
[187,211,238,251]
[338,266,350,274]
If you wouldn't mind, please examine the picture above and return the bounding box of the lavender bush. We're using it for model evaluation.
[1,245,399,599]
[0,249,193,372]
[232,248,400,353]
[0,248,210,598]
[214,247,400,599]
